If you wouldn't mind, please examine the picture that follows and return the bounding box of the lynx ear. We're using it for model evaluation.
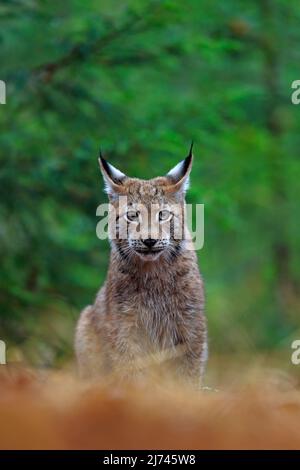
[98,152,127,196]
[166,142,193,193]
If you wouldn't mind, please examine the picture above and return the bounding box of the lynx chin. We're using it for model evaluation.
[75,144,207,385]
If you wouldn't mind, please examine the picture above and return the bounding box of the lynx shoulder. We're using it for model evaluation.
[75,145,207,385]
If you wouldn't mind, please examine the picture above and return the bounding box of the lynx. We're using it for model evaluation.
[75,145,207,385]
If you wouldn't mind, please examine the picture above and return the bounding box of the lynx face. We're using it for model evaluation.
[99,147,193,261]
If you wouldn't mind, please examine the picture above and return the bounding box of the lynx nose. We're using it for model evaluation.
[142,238,157,248]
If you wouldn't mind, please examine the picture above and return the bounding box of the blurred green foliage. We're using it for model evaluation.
[0,0,300,365]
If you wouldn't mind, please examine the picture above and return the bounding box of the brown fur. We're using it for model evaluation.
[75,152,207,385]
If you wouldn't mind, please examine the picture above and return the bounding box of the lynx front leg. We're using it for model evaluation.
[175,341,208,388]
[75,306,112,380]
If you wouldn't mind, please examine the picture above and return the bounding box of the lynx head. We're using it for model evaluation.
[99,144,193,262]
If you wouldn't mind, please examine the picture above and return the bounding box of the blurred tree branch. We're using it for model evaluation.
[31,3,180,83]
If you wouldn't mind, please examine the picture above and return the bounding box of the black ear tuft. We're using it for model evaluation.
[99,154,114,181]
[165,143,194,193]
[98,150,127,194]
[181,141,194,175]
[188,141,194,158]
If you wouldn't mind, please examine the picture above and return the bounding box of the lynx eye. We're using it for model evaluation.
[125,210,140,223]
[158,209,172,222]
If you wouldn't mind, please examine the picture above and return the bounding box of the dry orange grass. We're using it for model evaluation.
[0,356,300,450]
